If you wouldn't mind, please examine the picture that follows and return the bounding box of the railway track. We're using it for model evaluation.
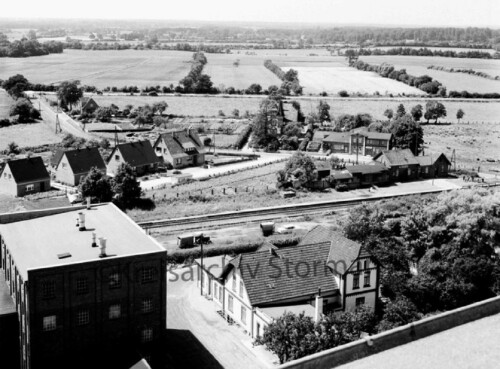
[138,188,446,233]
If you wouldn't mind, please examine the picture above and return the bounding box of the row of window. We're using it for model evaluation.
[227,295,247,325]
[353,271,371,289]
[42,299,155,331]
[231,275,244,297]
[41,268,156,299]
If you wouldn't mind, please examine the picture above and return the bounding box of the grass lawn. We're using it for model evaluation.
[0,123,62,151]
[0,193,70,214]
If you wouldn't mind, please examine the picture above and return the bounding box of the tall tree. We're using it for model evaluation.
[317,100,331,123]
[390,114,424,155]
[112,163,142,207]
[410,104,423,122]
[396,104,406,118]
[57,81,83,111]
[383,108,394,120]
[424,101,447,123]
[456,108,465,123]
[9,98,40,122]
[79,167,113,203]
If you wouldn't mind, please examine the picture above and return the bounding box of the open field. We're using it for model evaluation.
[285,65,425,95]
[424,122,500,173]
[0,89,14,119]
[79,94,500,123]
[0,49,193,88]
[362,55,500,94]
[204,53,281,89]
[0,123,62,150]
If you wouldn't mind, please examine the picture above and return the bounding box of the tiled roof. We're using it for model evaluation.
[346,163,388,175]
[3,157,49,183]
[299,226,363,274]
[61,147,106,174]
[312,130,333,142]
[50,149,65,167]
[375,149,419,166]
[224,242,338,306]
[110,140,161,167]
[157,129,206,159]
[323,132,350,143]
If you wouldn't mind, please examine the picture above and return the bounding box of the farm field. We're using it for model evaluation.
[0,49,193,88]
[284,65,425,95]
[80,94,500,123]
[204,53,281,89]
[423,122,500,173]
[362,55,500,93]
[0,89,14,119]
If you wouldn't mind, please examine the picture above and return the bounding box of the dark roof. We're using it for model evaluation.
[315,161,332,171]
[61,147,106,174]
[323,132,350,143]
[351,128,392,140]
[416,153,451,166]
[3,157,49,183]
[346,163,389,175]
[156,129,206,159]
[110,140,161,167]
[50,149,64,167]
[222,242,338,306]
[299,226,363,274]
[81,97,99,109]
[331,171,353,180]
[374,149,419,166]
[312,130,334,142]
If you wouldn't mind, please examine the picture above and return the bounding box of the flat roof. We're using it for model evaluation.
[338,313,500,369]
[0,271,16,316]
[0,203,165,280]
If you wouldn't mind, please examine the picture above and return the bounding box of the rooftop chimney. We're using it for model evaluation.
[314,289,323,323]
[78,212,86,231]
[91,232,97,247]
[98,237,107,258]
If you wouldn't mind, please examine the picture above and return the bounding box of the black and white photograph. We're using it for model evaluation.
[0,0,499,368]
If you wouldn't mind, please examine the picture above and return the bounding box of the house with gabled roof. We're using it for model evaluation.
[53,147,106,186]
[195,226,379,339]
[0,157,50,196]
[312,128,393,156]
[106,140,162,176]
[415,153,451,178]
[373,148,420,181]
[80,97,99,115]
[153,129,206,169]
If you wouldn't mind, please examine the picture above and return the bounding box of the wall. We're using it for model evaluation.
[277,295,500,369]
[0,205,87,224]
[16,179,51,197]
[55,155,77,186]
[0,165,17,196]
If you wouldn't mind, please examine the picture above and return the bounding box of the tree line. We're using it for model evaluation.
[258,189,500,363]
[264,60,303,95]
[428,65,499,80]
[0,37,63,57]
[346,47,495,59]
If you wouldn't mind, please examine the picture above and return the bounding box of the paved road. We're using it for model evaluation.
[36,96,92,140]
[166,269,276,369]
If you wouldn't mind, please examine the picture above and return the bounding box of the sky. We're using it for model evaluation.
[2,0,500,28]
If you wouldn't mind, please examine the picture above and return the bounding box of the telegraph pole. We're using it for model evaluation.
[200,233,204,296]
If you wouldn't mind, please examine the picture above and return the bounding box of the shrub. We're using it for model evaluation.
[234,125,252,149]
[338,90,349,97]
[336,184,349,192]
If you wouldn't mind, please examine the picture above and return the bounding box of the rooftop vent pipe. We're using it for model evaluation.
[78,212,86,231]
[86,197,91,210]
[99,237,107,258]
[91,232,97,248]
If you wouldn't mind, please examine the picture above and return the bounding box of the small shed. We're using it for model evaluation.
[177,235,194,249]
[260,222,275,236]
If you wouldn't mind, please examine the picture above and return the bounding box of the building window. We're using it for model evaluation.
[241,306,247,325]
[76,310,90,326]
[109,304,121,319]
[141,267,155,283]
[214,284,218,300]
[364,271,371,287]
[42,281,56,299]
[176,158,181,164]
[76,277,89,295]
[228,295,234,313]
[239,281,243,296]
[142,298,154,313]
[141,328,153,343]
[408,168,411,176]
[357,261,362,270]
[43,315,57,331]
[26,184,34,191]
[115,155,120,161]
[109,273,121,289]
[355,297,365,307]
[219,286,222,301]
[62,163,67,168]
[232,276,236,291]
[364,260,369,270]
[353,273,360,289]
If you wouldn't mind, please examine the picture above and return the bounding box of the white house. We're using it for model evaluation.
[195,226,380,339]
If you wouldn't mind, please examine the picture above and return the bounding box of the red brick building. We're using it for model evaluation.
[0,203,166,369]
